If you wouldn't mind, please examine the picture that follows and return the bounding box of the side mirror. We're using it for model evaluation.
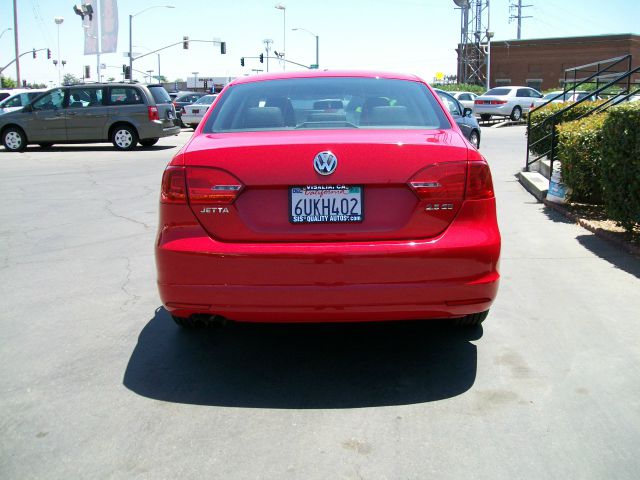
[463,107,473,117]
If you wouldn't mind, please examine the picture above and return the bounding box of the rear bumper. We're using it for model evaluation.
[139,123,180,139]
[181,114,202,125]
[155,199,501,322]
[474,104,512,116]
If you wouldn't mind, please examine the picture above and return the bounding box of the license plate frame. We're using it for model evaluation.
[289,185,364,224]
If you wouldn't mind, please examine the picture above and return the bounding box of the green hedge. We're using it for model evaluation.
[434,83,486,95]
[528,101,605,156]
[557,114,608,203]
[600,103,640,231]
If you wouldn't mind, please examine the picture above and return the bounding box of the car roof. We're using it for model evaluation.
[230,70,424,87]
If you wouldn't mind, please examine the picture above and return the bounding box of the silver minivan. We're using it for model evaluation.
[0,83,180,152]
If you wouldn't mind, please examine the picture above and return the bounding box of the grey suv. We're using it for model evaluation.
[0,83,180,152]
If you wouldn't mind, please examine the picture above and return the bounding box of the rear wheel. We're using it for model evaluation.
[480,114,491,121]
[2,127,27,152]
[188,124,198,130]
[111,125,138,150]
[139,138,159,147]
[455,310,489,327]
[510,106,522,121]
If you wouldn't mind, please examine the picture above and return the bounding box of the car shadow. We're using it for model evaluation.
[123,307,480,409]
[24,145,176,152]
[576,234,640,279]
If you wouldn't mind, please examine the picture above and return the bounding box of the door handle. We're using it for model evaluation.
[55,112,65,117]
[67,112,77,116]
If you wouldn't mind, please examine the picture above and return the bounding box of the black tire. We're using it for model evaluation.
[111,124,138,151]
[172,314,210,329]
[139,138,159,147]
[2,126,27,152]
[468,130,480,148]
[480,114,491,121]
[510,106,522,122]
[456,310,489,327]
[38,143,54,148]
[188,124,198,130]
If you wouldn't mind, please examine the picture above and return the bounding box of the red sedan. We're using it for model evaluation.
[155,71,500,328]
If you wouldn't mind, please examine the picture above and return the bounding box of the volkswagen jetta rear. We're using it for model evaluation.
[155,71,501,327]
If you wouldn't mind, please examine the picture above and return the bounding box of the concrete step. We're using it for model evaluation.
[540,158,551,179]
[517,171,548,202]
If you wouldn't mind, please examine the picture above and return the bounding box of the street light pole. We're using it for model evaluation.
[55,17,64,86]
[292,27,319,68]
[263,39,273,73]
[129,5,174,82]
[13,0,20,86]
[275,4,286,71]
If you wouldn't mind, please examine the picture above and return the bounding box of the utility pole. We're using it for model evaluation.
[509,0,532,40]
[13,0,20,85]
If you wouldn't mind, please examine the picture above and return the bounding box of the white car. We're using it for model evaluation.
[181,94,218,129]
[474,86,543,121]
[448,91,478,111]
[534,90,599,107]
[0,89,46,114]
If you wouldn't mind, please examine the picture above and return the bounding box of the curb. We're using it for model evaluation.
[543,199,640,257]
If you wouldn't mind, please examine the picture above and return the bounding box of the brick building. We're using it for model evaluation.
[460,33,640,91]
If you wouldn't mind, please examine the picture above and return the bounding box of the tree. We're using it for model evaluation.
[107,77,115,82]
[1,76,17,88]
[63,73,80,85]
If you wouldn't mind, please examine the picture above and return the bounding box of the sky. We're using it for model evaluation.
[1,0,639,87]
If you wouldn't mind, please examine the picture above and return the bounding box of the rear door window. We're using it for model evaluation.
[108,87,144,105]
[516,89,530,98]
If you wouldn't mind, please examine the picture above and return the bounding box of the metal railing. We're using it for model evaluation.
[525,55,639,172]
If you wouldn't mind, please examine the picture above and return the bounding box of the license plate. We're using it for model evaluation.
[192,109,200,114]
[289,185,363,223]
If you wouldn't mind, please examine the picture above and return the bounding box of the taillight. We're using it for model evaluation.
[466,161,494,199]
[474,99,483,105]
[160,166,186,203]
[490,100,507,105]
[186,168,244,204]
[409,162,467,200]
[148,106,159,121]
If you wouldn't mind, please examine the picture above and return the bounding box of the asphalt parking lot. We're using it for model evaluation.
[1,127,639,479]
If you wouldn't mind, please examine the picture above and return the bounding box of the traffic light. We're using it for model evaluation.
[220,42,226,54]
[123,64,131,80]
[203,80,208,89]
[32,48,36,59]
[259,53,264,63]
[84,65,90,79]
[183,36,189,49]
[47,48,51,59]
[240,57,245,67]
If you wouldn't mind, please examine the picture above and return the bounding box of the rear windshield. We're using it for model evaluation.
[203,77,450,133]
[485,88,511,96]
[195,95,218,105]
[148,86,171,104]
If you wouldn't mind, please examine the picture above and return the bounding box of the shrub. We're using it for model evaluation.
[600,103,640,231]
[556,114,608,203]
[434,83,487,95]
[528,100,605,156]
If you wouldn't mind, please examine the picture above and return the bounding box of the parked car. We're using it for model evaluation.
[172,91,207,127]
[155,70,501,328]
[0,89,47,115]
[534,90,600,107]
[435,89,481,148]
[448,91,478,111]
[181,94,218,129]
[474,86,543,121]
[0,83,179,152]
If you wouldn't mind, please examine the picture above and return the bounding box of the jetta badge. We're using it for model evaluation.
[313,151,338,175]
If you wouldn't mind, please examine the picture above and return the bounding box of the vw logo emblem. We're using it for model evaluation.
[313,151,338,175]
